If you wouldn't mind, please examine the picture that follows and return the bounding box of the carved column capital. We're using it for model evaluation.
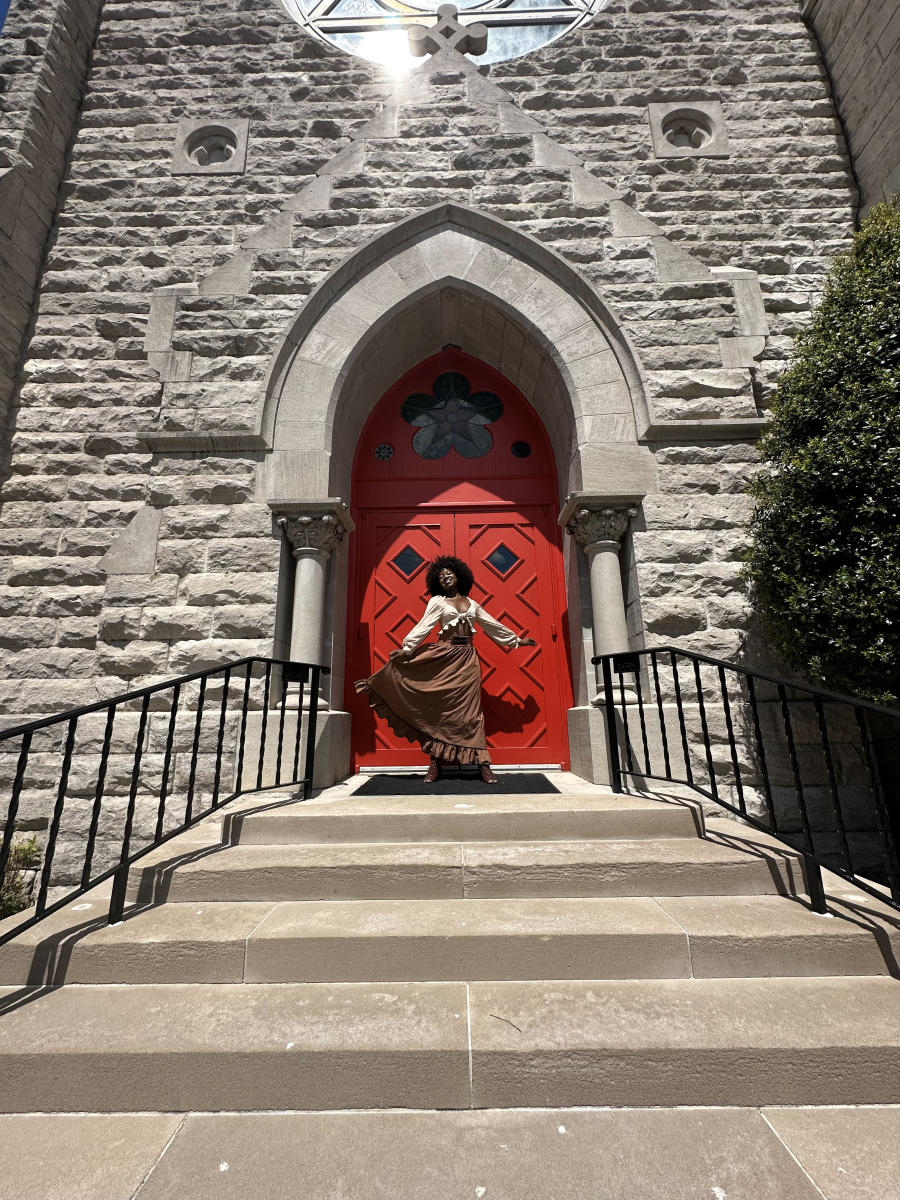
[566,506,636,551]
[277,513,345,559]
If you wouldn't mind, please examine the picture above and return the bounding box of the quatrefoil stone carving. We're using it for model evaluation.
[408,4,488,58]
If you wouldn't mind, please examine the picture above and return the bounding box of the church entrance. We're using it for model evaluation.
[346,349,572,770]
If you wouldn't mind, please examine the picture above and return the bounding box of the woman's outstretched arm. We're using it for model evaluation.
[472,603,536,648]
[399,596,443,654]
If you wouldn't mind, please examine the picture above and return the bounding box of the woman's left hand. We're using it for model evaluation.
[519,637,537,647]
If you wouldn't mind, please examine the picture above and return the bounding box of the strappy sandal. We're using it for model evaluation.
[424,758,440,784]
[479,763,498,784]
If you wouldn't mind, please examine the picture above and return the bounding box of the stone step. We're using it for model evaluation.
[1,896,890,986]
[0,981,469,1113]
[469,976,900,1108]
[1,977,898,1112]
[127,837,791,904]
[227,792,699,845]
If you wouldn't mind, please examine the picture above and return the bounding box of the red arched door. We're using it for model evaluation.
[346,349,572,769]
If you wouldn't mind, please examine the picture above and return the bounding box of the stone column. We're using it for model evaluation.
[263,500,354,789]
[566,506,636,663]
[275,511,347,667]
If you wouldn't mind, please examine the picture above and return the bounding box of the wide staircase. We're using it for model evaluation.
[1,775,899,1196]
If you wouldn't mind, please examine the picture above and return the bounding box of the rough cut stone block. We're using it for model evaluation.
[7,558,106,588]
[210,604,274,639]
[104,575,180,606]
[56,617,99,648]
[641,597,708,636]
[98,608,142,641]
[141,606,212,642]
[166,638,272,675]
[96,641,170,677]
[180,573,278,607]
[0,618,57,650]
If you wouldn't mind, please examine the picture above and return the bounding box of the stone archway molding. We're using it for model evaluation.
[139,201,768,466]
[257,204,659,504]
[259,202,648,443]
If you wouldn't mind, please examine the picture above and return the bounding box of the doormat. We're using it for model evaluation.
[353,771,560,796]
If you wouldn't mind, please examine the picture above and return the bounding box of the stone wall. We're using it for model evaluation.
[803,0,900,209]
[0,0,102,435]
[0,0,857,801]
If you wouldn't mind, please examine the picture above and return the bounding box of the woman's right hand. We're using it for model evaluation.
[390,649,409,661]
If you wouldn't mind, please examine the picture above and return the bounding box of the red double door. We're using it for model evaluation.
[346,349,572,770]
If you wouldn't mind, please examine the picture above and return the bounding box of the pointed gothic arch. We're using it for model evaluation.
[255,203,656,506]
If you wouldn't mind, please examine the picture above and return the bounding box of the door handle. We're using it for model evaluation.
[551,624,558,641]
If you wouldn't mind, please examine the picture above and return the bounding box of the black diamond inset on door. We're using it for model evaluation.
[485,543,520,576]
[392,545,425,577]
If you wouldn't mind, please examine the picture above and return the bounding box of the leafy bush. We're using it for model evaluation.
[0,836,42,919]
[744,198,900,703]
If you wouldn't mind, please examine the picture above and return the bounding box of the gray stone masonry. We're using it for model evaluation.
[804,0,900,208]
[0,0,103,434]
[0,0,858,812]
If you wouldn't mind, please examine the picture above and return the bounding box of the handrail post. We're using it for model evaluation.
[303,666,322,800]
[108,692,150,925]
[0,731,33,888]
[599,655,622,794]
[804,855,827,915]
[108,863,130,926]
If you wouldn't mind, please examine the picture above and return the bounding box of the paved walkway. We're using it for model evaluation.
[2,1106,899,1200]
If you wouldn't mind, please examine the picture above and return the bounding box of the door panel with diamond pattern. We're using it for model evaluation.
[347,349,571,769]
[349,506,570,768]
[458,510,567,762]
[349,512,453,763]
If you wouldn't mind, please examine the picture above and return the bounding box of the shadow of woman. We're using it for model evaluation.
[482,691,540,737]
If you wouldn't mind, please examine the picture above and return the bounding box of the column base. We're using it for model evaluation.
[568,696,664,789]
[239,708,352,792]
[567,705,616,787]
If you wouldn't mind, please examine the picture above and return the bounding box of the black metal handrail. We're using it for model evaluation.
[593,647,900,913]
[0,656,329,947]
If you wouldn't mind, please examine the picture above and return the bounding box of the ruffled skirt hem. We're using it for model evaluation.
[354,679,491,766]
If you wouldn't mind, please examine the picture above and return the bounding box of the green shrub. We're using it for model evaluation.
[0,836,42,919]
[744,198,900,704]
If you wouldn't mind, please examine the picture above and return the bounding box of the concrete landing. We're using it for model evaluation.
[1,1106,897,1200]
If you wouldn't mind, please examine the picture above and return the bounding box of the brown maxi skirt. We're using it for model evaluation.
[354,637,491,765]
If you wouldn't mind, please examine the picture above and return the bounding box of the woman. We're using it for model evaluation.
[355,555,537,784]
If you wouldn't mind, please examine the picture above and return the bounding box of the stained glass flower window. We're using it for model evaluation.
[275,0,607,71]
[402,371,502,460]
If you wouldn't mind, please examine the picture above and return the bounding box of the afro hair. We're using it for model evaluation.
[426,555,475,596]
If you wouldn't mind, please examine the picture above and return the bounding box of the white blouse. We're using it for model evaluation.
[402,595,522,653]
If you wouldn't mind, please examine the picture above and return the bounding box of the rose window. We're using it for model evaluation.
[276,0,608,70]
